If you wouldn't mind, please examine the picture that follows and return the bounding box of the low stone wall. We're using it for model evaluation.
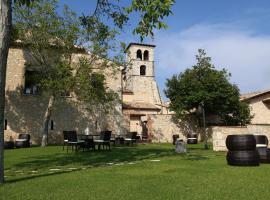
[211,125,270,151]
[148,114,199,143]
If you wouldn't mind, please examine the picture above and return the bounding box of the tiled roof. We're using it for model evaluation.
[126,43,156,50]
[240,89,270,101]
[122,89,133,94]
[155,103,170,108]
[123,101,161,110]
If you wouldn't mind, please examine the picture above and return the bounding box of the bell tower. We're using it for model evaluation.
[126,43,155,77]
[123,43,161,105]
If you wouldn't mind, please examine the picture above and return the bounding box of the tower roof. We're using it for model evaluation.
[126,43,156,51]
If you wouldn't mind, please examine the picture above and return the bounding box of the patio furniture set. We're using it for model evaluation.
[4,133,31,149]
[172,134,198,145]
[63,130,143,153]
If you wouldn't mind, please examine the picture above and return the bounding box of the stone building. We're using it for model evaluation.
[212,90,270,151]
[4,42,185,144]
[240,90,270,125]
[122,43,162,137]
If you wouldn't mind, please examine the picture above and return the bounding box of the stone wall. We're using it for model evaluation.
[126,44,155,65]
[124,43,161,105]
[248,93,270,124]
[124,76,161,104]
[4,47,125,144]
[148,114,199,143]
[211,125,270,151]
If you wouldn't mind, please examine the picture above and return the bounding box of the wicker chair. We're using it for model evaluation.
[15,134,30,148]
[63,131,84,153]
[94,131,112,150]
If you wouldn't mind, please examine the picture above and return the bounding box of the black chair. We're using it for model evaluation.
[78,134,95,151]
[63,131,84,153]
[124,132,138,145]
[110,134,116,146]
[94,131,112,150]
[141,132,149,144]
[15,134,30,148]
[63,131,69,150]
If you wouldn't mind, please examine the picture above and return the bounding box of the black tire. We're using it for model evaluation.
[187,134,197,138]
[187,138,197,144]
[254,135,268,146]
[256,147,270,163]
[226,135,256,151]
[227,150,260,166]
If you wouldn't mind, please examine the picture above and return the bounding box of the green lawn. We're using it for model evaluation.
[1,143,270,200]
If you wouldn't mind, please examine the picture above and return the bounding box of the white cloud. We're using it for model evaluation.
[154,23,270,99]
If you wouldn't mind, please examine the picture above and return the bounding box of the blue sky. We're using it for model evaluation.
[60,0,270,99]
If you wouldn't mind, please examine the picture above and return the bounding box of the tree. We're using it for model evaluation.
[165,49,252,148]
[13,0,121,146]
[0,0,11,185]
[0,0,175,183]
[0,0,33,185]
[13,0,82,147]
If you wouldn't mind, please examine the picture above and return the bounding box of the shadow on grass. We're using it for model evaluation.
[13,146,175,168]
[6,169,82,184]
[5,146,175,183]
[5,145,210,183]
[184,154,209,161]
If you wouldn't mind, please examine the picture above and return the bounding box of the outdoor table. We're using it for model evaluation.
[78,134,99,151]
[115,135,125,146]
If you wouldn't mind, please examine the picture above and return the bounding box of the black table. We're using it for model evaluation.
[4,141,14,149]
[77,134,99,151]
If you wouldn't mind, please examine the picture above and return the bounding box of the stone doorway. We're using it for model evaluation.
[129,115,145,135]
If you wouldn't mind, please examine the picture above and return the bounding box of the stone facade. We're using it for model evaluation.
[211,125,270,151]
[148,114,185,143]
[241,91,270,125]
[4,46,125,144]
[122,43,164,136]
[4,42,192,144]
[123,43,161,105]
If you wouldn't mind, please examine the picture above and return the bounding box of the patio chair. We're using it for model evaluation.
[110,134,116,146]
[63,131,84,153]
[62,131,69,150]
[94,131,112,150]
[15,133,30,148]
[124,132,138,146]
[141,132,149,144]
[78,134,95,151]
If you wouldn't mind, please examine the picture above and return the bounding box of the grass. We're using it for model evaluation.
[1,143,270,200]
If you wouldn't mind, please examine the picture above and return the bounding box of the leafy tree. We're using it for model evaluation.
[0,0,174,183]
[13,0,121,147]
[165,49,252,148]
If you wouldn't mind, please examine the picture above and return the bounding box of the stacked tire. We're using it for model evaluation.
[226,134,259,166]
[187,134,198,144]
[254,135,270,163]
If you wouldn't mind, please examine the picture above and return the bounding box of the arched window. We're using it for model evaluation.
[136,49,142,60]
[140,65,146,76]
[143,50,149,61]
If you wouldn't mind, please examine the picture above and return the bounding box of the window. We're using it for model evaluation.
[136,49,142,60]
[4,120,7,130]
[143,50,149,61]
[24,71,40,95]
[50,120,54,130]
[140,65,146,76]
